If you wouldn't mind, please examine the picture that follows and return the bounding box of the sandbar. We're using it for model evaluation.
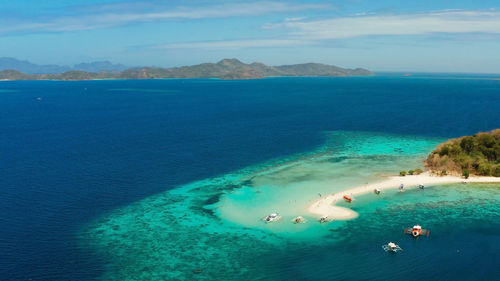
[308,172,500,220]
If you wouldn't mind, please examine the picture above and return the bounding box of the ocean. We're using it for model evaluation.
[1,75,499,280]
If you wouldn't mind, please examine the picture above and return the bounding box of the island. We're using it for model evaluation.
[0,58,373,81]
[308,129,500,220]
[426,129,500,177]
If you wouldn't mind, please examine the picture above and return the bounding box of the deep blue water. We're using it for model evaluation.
[1,76,499,280]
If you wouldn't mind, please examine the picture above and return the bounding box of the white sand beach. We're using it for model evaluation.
[308,172,500,220]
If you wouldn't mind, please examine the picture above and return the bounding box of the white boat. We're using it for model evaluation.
[418,184,425,189]
[374,188,381,194]
[382,242,403,252]
[319,215,331,223]
[399,183,404,192]
[291,216,307,224]
[262,213,281,223]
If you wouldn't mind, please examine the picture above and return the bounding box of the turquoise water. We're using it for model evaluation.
[80,131,500,280]
[2,77,499,280]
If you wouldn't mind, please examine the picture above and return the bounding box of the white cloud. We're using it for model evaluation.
[284,10,500,40]
[147,10,500,50]
[0,1,327,33]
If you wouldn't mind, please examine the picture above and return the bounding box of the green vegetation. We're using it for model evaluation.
[0,59,373,81]
[462,169,470,179]
[400,171,407,176]
[408,169,415,175]
[426,129,500,177]
[415,168,423,175]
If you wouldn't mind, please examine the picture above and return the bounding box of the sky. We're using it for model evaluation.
[1,0,500,73]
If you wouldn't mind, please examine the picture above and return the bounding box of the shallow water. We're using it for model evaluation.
[80,131,499,280]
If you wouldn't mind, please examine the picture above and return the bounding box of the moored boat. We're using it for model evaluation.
[262,213,281,223]
[374,188,381,194]
[319,215,331,223]
[382,242,403,252]
[343,195,353,202]
[404,225,430,237]
[292,216,307,224]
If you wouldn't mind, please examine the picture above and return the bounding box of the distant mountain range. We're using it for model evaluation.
[0,58,373,81]
[0,57,128,74]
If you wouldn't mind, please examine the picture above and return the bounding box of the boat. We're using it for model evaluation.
[382,242,403,252]
[418,184,424,189]
[399,183,404,192]
[319,215,331,223]
[343,195,353,202]
[291,216,307,224]
[374,188,381,194]
[262,213,281,223]
[404,225,430,237]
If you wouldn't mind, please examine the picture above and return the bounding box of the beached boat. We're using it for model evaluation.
[262,213,281,223]
[404,225,430,237]
[374,188,381,194]
[382,242,403,252]
[319,215,331,223]
[343,195,353,202]
[291,216,307,224]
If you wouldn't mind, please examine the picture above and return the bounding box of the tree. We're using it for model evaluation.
[493,166,500,177]
[462,169,470,179]
[478,163,491,176]
[478,133,496,148]
[400,171,406,176]
[460,136,475,153]
[441,170,447,176]
[408,170,415,175]
[415,168,423,175]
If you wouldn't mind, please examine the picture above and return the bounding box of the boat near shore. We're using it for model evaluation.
[291,216,307,224]
[262,213,281,223]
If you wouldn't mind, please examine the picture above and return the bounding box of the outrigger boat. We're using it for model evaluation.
[374,188,381,194]
[262,213,281,223]
[291,216,307,224]
[404,225,430,237]
[343,195,353,202]
[382,242,403,252]
[319,215,331,223]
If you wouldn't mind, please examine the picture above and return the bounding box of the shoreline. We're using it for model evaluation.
[308,172,500,220]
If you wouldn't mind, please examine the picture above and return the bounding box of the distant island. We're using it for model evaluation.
[426,129,500,177]
[0,57,128,74]
[0,58,372,81]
